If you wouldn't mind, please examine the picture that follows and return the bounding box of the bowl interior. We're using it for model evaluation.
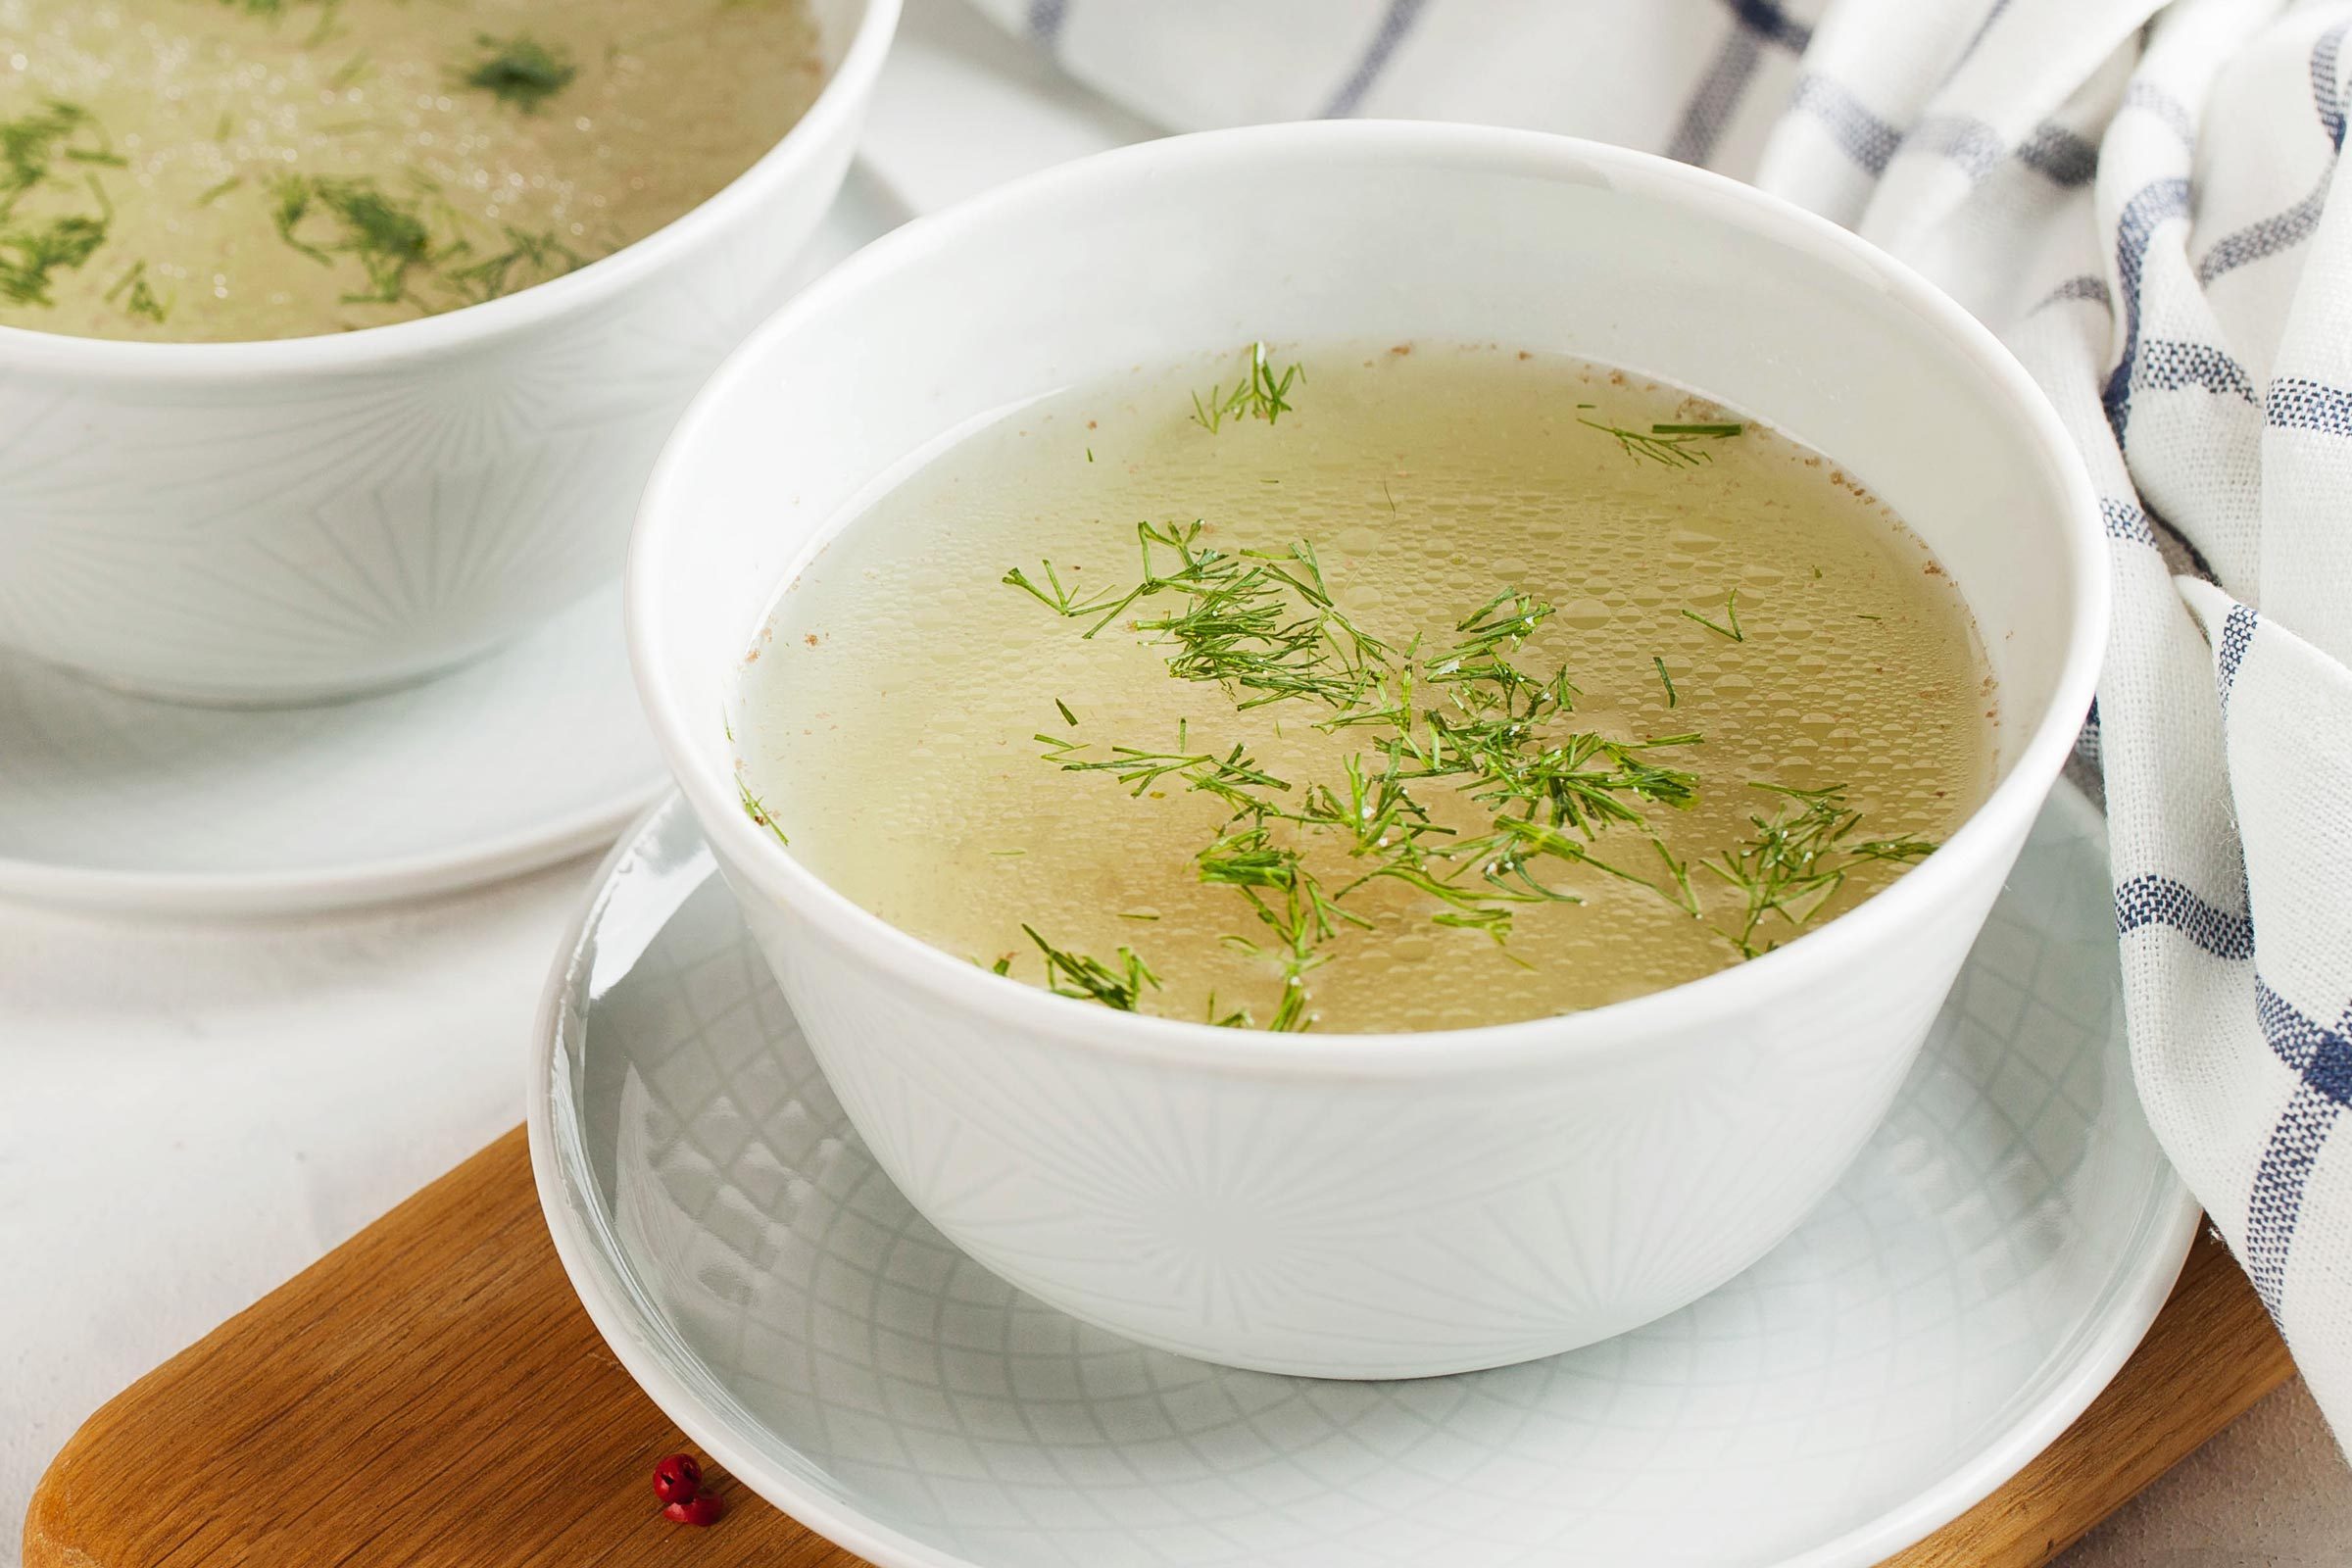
[637,125,2093,878]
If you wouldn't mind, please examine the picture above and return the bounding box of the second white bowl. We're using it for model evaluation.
[0,0,896,705]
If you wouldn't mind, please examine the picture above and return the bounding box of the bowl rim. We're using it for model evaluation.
[629,120,2112,1079]
[0,0,900,376]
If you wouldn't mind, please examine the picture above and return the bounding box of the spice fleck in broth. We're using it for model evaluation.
[734,343,1997,1035]
[0,0,823,342]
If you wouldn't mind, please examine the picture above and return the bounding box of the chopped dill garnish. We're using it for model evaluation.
[195,174,244,207]
[1696,783,1936,956]
[0,104,118,309]
[1189,341,1304,432]
[1022,925,1159,1010]
[462,33,578,113]
[991,522,1938,1027]
[270,173,433,305]
[445,225,583,304]
[1002,558,1108,619]
[1680,589,1744,642]
[327,50,372,91]
[3,102,102,204]
[0,213,108,307]
[102,259,171,322]
[737,778,788,846]
[1085,447,1094,463]
[1206,999,1254,1028]
[1577,410,1741,468]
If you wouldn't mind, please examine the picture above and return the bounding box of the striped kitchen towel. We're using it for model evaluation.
[973,0,2352,1447]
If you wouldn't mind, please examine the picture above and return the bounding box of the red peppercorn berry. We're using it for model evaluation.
[653,1452,703,1505]
[664,1494,725,1527]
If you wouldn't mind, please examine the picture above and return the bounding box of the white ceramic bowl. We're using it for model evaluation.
[629,122,2108,1380]
[0,0,896,706]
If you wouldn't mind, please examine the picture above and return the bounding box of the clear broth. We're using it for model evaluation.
[735,342,1998,1034]
[0,0,822,341]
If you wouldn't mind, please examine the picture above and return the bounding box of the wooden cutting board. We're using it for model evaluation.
[24,1127,2294,1568]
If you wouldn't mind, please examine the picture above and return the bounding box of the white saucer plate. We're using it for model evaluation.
[530,784,2195,1568]
[0,169,906,917]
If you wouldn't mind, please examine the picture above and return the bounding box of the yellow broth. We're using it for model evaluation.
[734,343,1998,1034]
[0,0,822,341]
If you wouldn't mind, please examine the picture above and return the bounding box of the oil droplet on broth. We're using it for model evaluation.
[735,342,1998,1034]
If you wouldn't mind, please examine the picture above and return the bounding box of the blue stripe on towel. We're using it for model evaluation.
[1024,0,1067,45]
[2102,496,2157,545]
[1667,0,1819,166]
[2136,339,2260,404]
[2123,80,2198,144]
[2033,273,2112,314]
[2315,18,2349,149]
[2198,27,2348,284]
[2245,984,2352,1317]
[1667,27,1766,166]
[2198,177,2329,285]
[2248,1075,2346,1317]
[1319,0,1428,119]
[2269,376,2352,436]
[2218,603,2258,710]
[1793,74,1902,174]
[1724,0,1813,52]
[2116,873,2256,959]
[2099,177,2194,442]
[2017,122,2100,185]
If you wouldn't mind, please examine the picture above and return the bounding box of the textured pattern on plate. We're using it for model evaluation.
[544,787,2195,1566]
[0,585,656,907]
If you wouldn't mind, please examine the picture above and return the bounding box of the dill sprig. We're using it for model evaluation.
[1,102,101,205]
[1037,736,1289,817]
[1698,783,1935,956]
[270,173,434,305]
[737,778,788,846]
[445,225,584,303]
[1189,341,1304,432]
[1022,925,1160,1010]
[1578,411,1743,468]
[0,213,108,307]
[103,258,171,323]
[462,33,578,112]
[1680,589,1744,642]
[1203,824,1362,1032]
[0,103,121,308]
[1009,521,1391,710]
[1653,655,1677,707]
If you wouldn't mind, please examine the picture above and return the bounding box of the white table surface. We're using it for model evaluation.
[4,2,2345,1561]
